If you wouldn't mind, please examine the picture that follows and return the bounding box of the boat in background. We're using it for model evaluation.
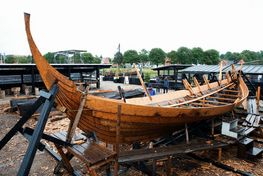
[24,13,249,144]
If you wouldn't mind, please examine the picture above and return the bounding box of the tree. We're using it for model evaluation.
[5,55,16,63]
[241,50,257,62]
[123,50,139,64]
[113,51,123,65]
[73,53,82,63]
[167,50,177,64]
[204,49,219,64]
[138,49,149,65]
[192,47,205,64]
[55,55,66,63]
[149,48,166,66]
[82,52,94,63]
[44,52,55,63]
[176,47,193,64]
[93,55,102,64]
[17,56,29,63]
[27,55,33,63]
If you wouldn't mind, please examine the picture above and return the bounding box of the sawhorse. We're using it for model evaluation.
[0,84,70,176]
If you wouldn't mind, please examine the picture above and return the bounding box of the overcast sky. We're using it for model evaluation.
[0,0,263,58]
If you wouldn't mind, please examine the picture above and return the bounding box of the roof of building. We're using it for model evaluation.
[152,64,192,71]
[0,63,111,75]
[181,64,263,75]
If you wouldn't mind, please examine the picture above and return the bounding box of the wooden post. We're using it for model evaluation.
[211,118,215,138]
[166,156,172,176]
[185,123,189,144]
[256,86,260,111]
[152,159,156,176]
[218,61,223,82]
[114,104,121,176]
[218,148,222,161]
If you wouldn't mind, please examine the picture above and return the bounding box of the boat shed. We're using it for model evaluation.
[0,63,111,92]
[151,64,192,90]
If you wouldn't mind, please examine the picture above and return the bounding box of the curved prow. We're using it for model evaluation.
[24,13,75,90]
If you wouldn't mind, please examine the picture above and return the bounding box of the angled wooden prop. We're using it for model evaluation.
[24,13,249,144]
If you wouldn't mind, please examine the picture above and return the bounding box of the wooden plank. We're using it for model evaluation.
[67,86,89,143]
[216,93,241,98]
[53,131,116,166]
[118,139,229,163]
[221,89,239,93]
[190,103,216,107]
[114,104,121,176]
[207,96,236,102]
[198,100,229,105]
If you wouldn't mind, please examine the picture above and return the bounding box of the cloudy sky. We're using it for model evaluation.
[0,0,263,57]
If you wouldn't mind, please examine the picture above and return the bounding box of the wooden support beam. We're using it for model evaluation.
[211,118,215,138]
[54,144,74,173]
[183,79,194,95]
[256,86,261,109]
[166,156,172,176]
[134,64,152,101]
[226,72,230,84]
[203,75,211,90]
[219,61,223,82]
[218,148,222,161]
[66,86,89,143]
[185,123,189,144]
[193,77,203,95]
[114,104,121,176]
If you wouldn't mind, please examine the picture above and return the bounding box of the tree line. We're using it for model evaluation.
[2,52,101,64]
[2,47,263,65]
[114,47,263,66]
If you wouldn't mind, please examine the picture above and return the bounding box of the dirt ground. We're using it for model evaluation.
[1,80,263,175]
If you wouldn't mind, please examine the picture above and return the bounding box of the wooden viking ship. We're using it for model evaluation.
[24,13,249,144]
